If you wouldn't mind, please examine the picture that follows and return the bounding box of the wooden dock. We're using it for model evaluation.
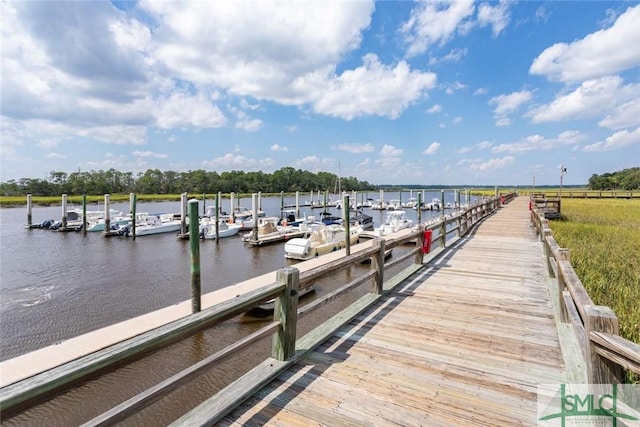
[217,197,575,426]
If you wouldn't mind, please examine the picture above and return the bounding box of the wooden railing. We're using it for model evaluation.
[0,197,500,425]
[521,190,638,199]
[530,206,640,384]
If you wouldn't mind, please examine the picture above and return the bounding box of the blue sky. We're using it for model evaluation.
[1,1,639,186]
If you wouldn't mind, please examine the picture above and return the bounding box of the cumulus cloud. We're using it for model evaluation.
[530,4,640,82]
[426,104,442,114]
[583,127,640,152]
[423,142,440,155]
[457,140,493,153]
[155,92,227,129]
[203,153,274,171]
[477,1,511,37]
[428,48,467,66]
[488,90,533,125]
[333,143,376,154]
[46,152,66,159]
[270,144,288,152]
[380,144,403,157]
[468,156,515,171]
[132,150,168,159]
[308,54,437,120]
[598,98,640,130]
[401,0,475,58]
[492,130,586,154]
[527,76,640,123]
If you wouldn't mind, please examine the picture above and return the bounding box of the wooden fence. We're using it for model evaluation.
[530,204,640,384]
[0,197,501,425]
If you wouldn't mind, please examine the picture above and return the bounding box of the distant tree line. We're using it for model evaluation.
[0,167,378,196]
[588,168,640,191]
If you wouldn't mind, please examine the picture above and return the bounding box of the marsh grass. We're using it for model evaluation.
[549,199,640,348]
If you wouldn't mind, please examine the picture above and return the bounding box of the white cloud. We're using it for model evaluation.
[598,98,640,130]
[380,144,403,157]
[427,104,442,114]
[452,116,462,124]
[457,140,493,154]
[469,156,515,171]
[334,143,376,154]
[477,1,511,37]
[423,142,440,155]
[488,90,533,125]
[132,150,168,159]
[489,90,533,116]
[37,138,61,149]
[583,127,640,152]
[428,48,467,65]
[401,0,475,58]
[270,144,288,152]
[308,54,437,120]
[530,4,640,82]
[492,130,586,154]
[528,76,640,123]
[155,93,227,129]
[46,152,66,159]
[203,153,274,170]
[445,81,466,95]
[474,87,488,96]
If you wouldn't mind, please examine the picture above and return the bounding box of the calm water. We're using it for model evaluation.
[0,191,463,425]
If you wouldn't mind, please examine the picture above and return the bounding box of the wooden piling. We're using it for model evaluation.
[27,194,32,228]
[295,191,300,217]
[189,199,201,313]
[272,267,299,361]
[61,194,68,230]
[103,194,110,233]
[251,193,258,242]
[202,193,206,216]
[343,195,350,256]
[180,193,188,235]
[230,192,235,223]
[82,195,87,234]
[215,193,220,241]
[280,192,284,217]
[130,193,136,239]
[440,189,445,212]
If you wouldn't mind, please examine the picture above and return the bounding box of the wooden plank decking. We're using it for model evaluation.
[221,197,569,426]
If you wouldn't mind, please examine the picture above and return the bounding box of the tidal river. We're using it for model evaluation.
[0,192,452,425]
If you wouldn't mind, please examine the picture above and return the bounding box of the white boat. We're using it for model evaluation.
[386,199,401,210]
[284,224,363,260]
[371,199,388,210]
[375,210,414,236]
[199,220,242,239]
[127,213,182,237]
[86,211,132,232]
[242,217,305,244]
[403,198,418,209]
[423,198,441,211]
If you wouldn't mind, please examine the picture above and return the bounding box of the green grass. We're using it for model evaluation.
[549,199,640,347]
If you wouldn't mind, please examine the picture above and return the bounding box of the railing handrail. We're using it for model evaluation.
[1,196,501,424]
[530,204,640,382]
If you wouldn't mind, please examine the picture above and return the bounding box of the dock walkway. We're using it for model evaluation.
[221,197,572,426]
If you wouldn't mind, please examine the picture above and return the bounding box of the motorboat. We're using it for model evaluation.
[386,199,401,210]
[349,209,374,230]
[423,198,441,211]
[375,210,414,236]
[284,223,363,260]
[371,199,388,210]
[121,213,182,237]
[199,220,242,239]
[241,217,305,244]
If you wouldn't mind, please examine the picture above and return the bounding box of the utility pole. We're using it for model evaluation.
[559,165,567,214]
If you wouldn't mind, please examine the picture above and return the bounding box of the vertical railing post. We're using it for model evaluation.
[343,195,351,256]
[189,199,201,313]
[415,225,424,265]
[585,305,622,384]
[371,238,385,294]
[272,267,299,361]
[417,193,422,224]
